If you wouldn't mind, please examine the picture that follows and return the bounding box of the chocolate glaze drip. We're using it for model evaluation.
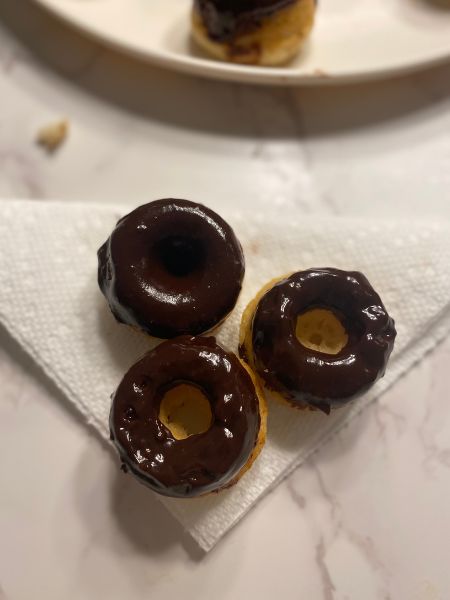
[110,336,261,498]
[98,199,245,339]
[248,268,396,413]
[195,0,296,41]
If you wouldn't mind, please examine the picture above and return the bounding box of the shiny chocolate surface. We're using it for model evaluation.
[195,0,296,41]
[110,336,261,498]
[247,268,396,413]
[98,199,245,338]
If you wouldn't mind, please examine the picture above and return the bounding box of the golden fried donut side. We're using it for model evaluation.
[238,275,307,410]
[220,358,268,491]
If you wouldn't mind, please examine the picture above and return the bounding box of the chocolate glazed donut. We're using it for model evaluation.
[98,199,245,339]
[240,268,396,414]
[110,336,266,498]
[195,0,297,41]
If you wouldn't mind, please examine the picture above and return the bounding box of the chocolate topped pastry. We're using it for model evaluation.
[192,0,316,65]
[196,0,296,40]
[239,268,396,414]
[110,336,267,498]
[98,199,245,339]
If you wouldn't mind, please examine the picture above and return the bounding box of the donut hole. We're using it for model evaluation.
[296,308,348,355]
[159,383,213,440]
[154,235,205,277]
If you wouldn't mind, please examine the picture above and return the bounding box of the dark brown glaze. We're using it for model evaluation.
[195,0,296,41]
[98,199,245,339]
[110,336,261,498]
[246,268,396,414]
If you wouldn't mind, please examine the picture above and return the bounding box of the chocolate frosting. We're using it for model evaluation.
[248,268,396,413]
[110,336,261,498]
[195,0,296,41]
[98,199,245,339]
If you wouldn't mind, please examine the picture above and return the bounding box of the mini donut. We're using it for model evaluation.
[191,0,316,66]
[110,336,267,498]
[239,268,396,414]
[98,199,245,339]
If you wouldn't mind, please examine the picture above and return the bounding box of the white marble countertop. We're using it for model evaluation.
[1,2,450,599]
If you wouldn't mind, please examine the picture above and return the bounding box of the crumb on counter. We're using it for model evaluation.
[36,119,69,152]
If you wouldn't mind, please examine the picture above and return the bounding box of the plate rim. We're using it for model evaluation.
[33,0,450,86]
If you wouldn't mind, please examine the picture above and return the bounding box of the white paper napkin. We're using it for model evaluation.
[0,199,449,552]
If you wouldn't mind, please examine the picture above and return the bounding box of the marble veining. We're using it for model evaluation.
[285,479,306,509]
[311,460,340,522]
[315,536,336,600]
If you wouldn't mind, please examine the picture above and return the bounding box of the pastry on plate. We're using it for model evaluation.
[192,0,316,65]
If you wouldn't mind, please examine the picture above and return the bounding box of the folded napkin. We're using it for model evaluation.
[0,199,449,552]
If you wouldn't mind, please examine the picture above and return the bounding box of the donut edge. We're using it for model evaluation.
[238,274,316,411]
[218,358,268,492]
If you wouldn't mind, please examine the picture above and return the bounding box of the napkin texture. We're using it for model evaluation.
[0,199,449,552]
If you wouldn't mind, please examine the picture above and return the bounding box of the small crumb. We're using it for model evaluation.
[36,119,69,152]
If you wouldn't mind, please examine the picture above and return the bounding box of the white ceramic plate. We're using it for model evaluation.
[35,0,450,85]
